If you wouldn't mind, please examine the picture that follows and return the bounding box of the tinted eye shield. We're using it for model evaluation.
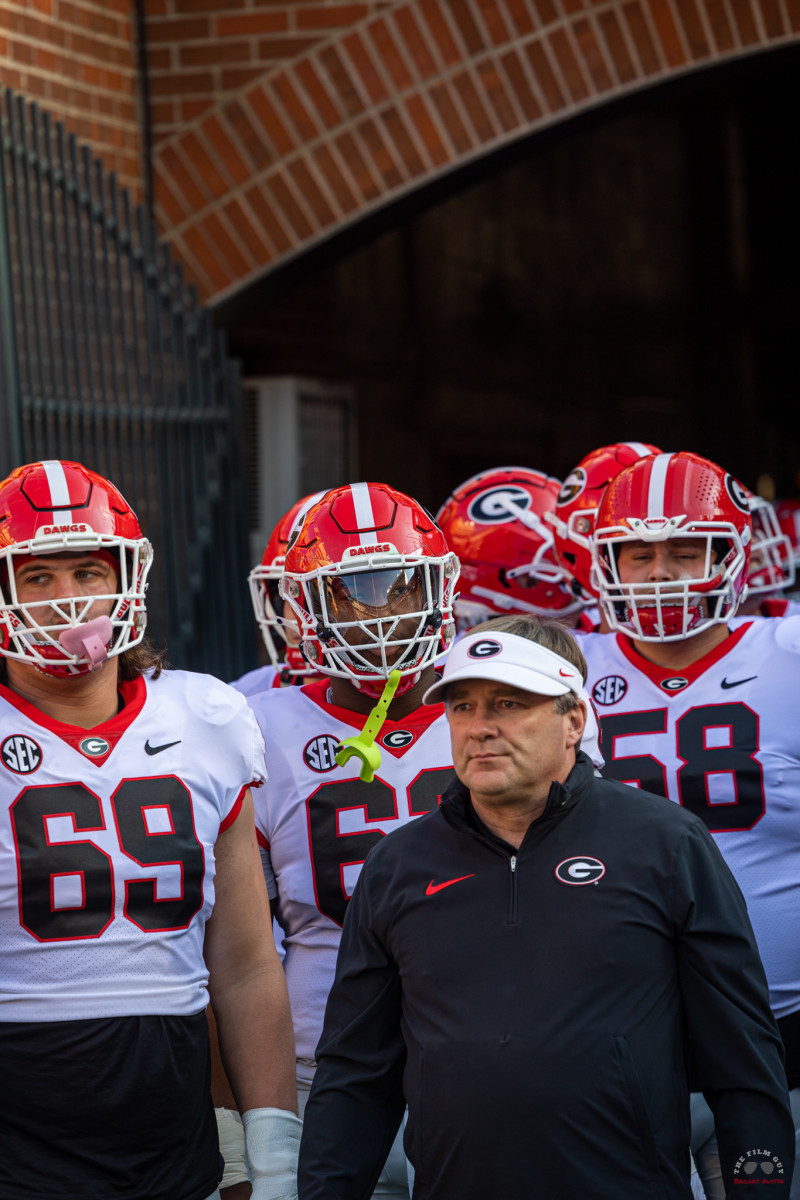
[319,567,424,619]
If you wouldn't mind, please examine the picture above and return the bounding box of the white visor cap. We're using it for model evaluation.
[422,631,584,706]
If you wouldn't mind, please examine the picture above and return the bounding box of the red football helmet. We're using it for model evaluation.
[0,460,152,676]
[248,492,325,675]
[745,492,795,596]
[775,500,800,572]
[592,452,751,641]
[281,482,459,693]
[547,442,661,603]
[436,467,581,631]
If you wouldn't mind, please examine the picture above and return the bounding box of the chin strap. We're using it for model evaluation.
[334,669,401,782]
[242,1107,302,1200]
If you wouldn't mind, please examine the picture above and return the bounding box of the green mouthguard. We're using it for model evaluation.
[334,669,402,782]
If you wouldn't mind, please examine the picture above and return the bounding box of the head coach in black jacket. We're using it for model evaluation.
[298,615,793,1200]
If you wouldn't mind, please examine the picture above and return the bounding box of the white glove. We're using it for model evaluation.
[215,1107,249,1189]
[243,1107,302,1200]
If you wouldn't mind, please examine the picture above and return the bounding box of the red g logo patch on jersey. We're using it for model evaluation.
[79,736,110,757]
[660,677,689,692]
[381,729,415,750]
[303,734,342,773]
[1,735,43,774]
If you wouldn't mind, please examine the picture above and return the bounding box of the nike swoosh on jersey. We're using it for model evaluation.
[144,739,182,755]
[425,874,476,895]
[720,676,757,690]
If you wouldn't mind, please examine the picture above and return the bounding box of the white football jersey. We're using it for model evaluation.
[582,619,800,1018]
[729,597,800,625]
[230,664,280,697]
[251,679,456,1066]
[0,671,265,1021]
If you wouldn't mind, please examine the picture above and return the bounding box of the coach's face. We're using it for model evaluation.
[445,678,585,812]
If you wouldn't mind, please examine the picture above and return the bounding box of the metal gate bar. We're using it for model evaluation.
[0,89,253,680]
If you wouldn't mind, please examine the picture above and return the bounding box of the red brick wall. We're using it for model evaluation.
[152,0,800,304]
[145,0,394,145]
[0,0,143,197]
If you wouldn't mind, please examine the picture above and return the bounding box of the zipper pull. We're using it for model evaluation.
[510,855,517,873]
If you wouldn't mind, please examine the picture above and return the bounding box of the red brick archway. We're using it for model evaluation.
[152,0,800,305]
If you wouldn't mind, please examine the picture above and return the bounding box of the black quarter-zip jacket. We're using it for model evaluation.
[299,753,793,1200]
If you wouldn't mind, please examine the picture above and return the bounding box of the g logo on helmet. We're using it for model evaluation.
[467,486,531,525]
[555,856,606,886]
[724,475,751,514]
[557,469,586,507]
[467,639,503,659]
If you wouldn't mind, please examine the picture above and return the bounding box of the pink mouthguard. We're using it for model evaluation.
[59,616,113,667]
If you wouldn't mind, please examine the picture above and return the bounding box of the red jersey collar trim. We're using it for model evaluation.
[0,675,148,766]
[615,623,753,690]
[300,676,445,753]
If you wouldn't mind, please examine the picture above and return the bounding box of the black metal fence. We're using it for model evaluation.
[0,89,254,680]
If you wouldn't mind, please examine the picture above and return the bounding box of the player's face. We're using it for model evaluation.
[446,678,584,807]
[616,538,713,585]
[321,569,425,667]
[13,554,118,627]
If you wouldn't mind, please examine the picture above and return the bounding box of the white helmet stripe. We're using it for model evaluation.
[623,442,653,458]
[350,482,379,547]
[646,454,673,519]
[41,460,73,524]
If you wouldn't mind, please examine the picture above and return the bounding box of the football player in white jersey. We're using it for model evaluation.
[0,461,299,1200]
[248,482,460,1199]
[232,493,326,698]
[581,450,800,1199]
